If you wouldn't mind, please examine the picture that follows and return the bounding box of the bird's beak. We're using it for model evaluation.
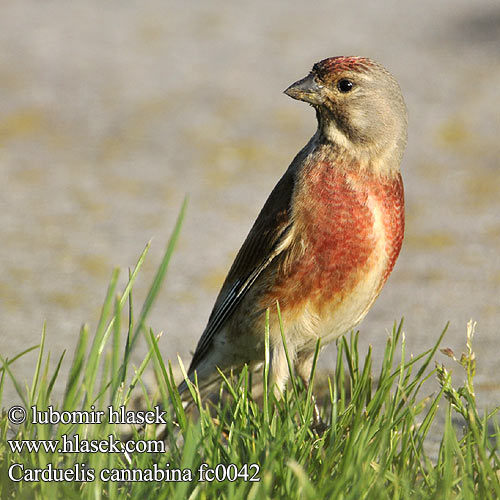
[284,72,324,105]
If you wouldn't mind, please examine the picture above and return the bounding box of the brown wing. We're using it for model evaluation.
[187,166,296,374]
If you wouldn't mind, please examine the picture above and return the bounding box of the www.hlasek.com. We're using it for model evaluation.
[7,405,261,483]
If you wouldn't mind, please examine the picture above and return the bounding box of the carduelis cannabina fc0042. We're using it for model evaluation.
[178,56,407,409]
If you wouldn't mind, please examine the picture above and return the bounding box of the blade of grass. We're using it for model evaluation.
[276,301,304,425]
[30,321,47,405]
[84,268,120,405]
[0,354,29,408]
[0,345,40,374]
[46,350,65,402]
[130,196,188,352]
[110,295,122,403]
[62,323,89,411]
[263,308,270,426]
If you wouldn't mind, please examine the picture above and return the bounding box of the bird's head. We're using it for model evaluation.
[285,56,408,172]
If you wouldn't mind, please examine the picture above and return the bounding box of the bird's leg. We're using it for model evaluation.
[269,342,290,400]
[296,350,327,435]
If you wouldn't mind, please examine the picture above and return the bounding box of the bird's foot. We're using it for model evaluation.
[312,402,328,435]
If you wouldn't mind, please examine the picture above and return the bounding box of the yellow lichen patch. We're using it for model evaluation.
[8,266,33,282]
[404,231,455,250]
[174,290,197,305]
[215,97,247,121]
[0,109,46,144]
[138,21,166,44]
[0,70,23,91]
[482,303,500,318]
[97,135,128,164]
[201,140,272,187]
[78,254,110,279]
[0,281,22,308]
[159,183,176,204]
[12,166,45,186]
[464,169,500,207]
[403,204,425,226]
[419,268,446,283]
[71,187,109,215]
[135,212,168,230]
[436,117,469,149]
[193,11,225,37]
[103,175,146,197]
[458,250,487,268]
[435,116,497,159]
[199,269,227,292]
[202,165,234,188]
[46,290,81,310]
[486,224,500,242]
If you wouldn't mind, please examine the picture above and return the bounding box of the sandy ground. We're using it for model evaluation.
[1,1,499,411]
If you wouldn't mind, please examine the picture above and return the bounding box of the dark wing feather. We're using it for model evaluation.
[187,167,296,374]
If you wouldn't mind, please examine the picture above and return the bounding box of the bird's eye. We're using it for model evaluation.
[337,79,354,93]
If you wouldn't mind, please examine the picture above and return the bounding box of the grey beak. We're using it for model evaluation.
[284,72,324,105]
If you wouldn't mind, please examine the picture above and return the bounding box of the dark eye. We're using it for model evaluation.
[337,79,353,93]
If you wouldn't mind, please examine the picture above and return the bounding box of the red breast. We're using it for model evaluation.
[265,160,404,316]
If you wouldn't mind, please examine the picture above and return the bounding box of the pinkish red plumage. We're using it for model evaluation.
[314,56,375,76]
[267,165,404,315]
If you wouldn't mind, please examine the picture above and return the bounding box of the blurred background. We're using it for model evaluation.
[1,0,499,407]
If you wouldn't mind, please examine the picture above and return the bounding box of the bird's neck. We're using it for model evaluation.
[314,110,404,179]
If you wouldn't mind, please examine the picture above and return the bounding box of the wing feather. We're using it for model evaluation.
[187,167,296,374]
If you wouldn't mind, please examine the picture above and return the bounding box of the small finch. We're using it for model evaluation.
[179,56,407,420]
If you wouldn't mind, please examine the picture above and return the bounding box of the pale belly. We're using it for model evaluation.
[275,245,388,352]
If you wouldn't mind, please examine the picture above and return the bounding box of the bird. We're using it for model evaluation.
[178,56,407,424]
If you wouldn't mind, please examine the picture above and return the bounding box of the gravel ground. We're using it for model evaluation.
[1,1,499,411]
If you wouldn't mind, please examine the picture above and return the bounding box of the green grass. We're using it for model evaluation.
[1,201,499,499]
